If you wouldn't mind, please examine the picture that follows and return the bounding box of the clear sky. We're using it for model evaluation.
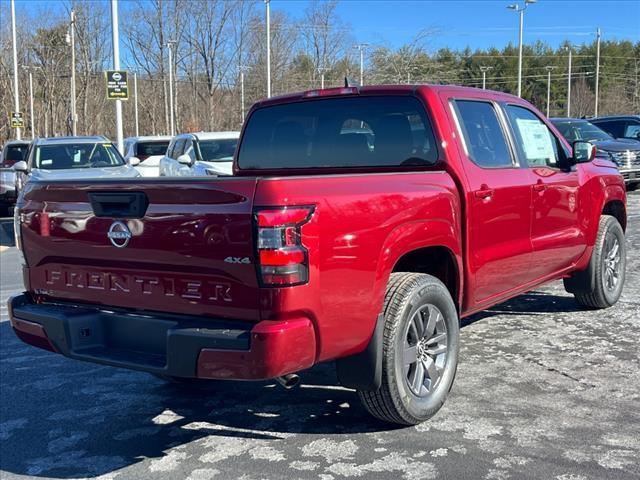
[276,0,640,51]
[8,0,640,52]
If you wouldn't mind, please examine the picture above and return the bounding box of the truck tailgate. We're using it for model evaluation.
[18,178,260,321]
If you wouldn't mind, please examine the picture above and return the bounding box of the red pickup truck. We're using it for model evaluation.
[9,85,627,425]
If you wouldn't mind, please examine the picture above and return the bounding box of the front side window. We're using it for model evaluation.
[505,105,560,168]
[34,143,125,170]
[238,96,438,170]
[623,122,640,139]
[197,139,238,162]
[453,100,513,168]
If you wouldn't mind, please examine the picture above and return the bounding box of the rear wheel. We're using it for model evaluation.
[565,215,626,309]
[358,273,459,425]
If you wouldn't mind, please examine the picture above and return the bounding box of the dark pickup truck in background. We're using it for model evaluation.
[551,117,640,190]
[10,85,627,425]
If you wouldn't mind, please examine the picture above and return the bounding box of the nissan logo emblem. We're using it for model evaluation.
[107,221,132,248]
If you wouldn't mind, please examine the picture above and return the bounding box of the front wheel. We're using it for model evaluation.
[358,273,459,425]
[564,215,626,309]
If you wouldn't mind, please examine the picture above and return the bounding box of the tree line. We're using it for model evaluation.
[0,0,638,143]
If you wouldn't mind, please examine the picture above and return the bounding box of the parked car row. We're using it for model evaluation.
[0,114,637,216]
[0,130,241,215]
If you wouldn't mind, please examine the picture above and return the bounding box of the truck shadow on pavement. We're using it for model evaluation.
[0,289,581,479]
[0,320,397,479]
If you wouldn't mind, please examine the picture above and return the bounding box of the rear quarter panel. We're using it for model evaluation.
[255,172,461,363]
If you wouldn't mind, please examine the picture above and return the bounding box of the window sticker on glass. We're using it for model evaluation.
[515,118,556,167]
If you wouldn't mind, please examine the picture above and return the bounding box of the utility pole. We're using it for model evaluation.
[354,43,369,85]
[110,0,123,153]
[480,66,493,90]
[167,41,176,136]
[545,66,556,117]
[265,0,271,98]
[69,9,77,136]
[507,0,536,98]
[565,45,572,117]
[10,0,21,140]
[595,28,601,117]
[133,72,139,137]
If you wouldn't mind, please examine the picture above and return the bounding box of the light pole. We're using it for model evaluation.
[10,0,21,140]
[67,9,77,136]
[110,0,123,153]
[595,28,601,117]
[265,0,271,98]
[317,66,329,89]
[545,66,557,117]
[353,43,369,85]
[167,40,177,136]
[133,72,139,136]
[564,45,572,117]
[507,0,536,97]
[480,66,493,89]
[21,66,36,138]
[239,65,249,122]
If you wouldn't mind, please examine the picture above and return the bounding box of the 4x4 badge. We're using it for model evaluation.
[107,221,132,248]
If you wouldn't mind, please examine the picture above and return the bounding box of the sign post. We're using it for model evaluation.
[105,70,129,100]
[10,111,25,129]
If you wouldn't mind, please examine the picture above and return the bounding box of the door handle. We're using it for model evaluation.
[533,180,546,192]
[474,185,494,199]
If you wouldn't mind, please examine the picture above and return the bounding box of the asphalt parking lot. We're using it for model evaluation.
[0,192,638,480]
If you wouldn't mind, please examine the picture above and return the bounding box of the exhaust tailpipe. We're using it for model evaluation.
[275,374,300,389]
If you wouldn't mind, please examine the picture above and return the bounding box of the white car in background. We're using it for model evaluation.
[13,136,140,196]
[159,131,240,177]
[123,135,171,177]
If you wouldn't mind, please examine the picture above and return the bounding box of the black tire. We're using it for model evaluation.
[627,183,639,192]
[358,273,459,425]
[565,215,626,309]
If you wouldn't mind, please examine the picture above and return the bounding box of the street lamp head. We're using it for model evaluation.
[525,0,537,4]
[507,4,518,10]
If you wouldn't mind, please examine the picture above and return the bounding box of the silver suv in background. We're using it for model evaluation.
[1,140,30,215]
[13,136,140,197]
[550,117,640,190]
[123,135,171,177]
[159,132,240,177]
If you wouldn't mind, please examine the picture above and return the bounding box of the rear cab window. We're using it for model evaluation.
[237,95,438,170]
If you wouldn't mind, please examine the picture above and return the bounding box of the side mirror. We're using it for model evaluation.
[12,161,28,173]
[572,140,595,164]
[177,154,192,165]
[128,156,140,166]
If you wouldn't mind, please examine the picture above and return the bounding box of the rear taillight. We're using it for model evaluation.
[255,206,314,287]
[1,159,16,168]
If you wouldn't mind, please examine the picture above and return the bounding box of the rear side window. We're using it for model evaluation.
[237,96,438,170]
[453,100,513,168]
[2,144,28,166]
[593,120,625,139]
[136,141,169,157]
[172,139,187,159]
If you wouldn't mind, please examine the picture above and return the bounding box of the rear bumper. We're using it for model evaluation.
[8,294,316,380]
